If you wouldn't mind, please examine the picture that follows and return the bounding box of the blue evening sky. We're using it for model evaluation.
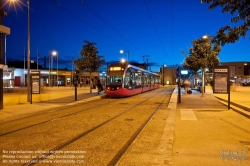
[2,0,249,72]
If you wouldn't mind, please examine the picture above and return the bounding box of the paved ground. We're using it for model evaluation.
[170,87,250,166]
[1,86,105,122]
[1,85,249,165]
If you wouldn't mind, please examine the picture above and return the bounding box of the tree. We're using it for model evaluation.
[75,40,105,93]
[182,35,221,95]
[201,0,250,46]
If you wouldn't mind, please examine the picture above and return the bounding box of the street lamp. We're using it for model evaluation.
[0,0,9,108]
[51,50,58,87]
[162,64,166,86]
[119,50,129,63]
[120,58,126,63]
[202,35,212,94]
[27,0,31,102]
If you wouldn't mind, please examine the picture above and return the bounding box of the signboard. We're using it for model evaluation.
[214,69,228,72]
[213,68,228,93]
[181,70,188,74]
[213,63,231,110]
[31,71,40,94]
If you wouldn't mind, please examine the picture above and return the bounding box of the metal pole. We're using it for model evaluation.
[178,66,181,103]
[127,51,129,63]
[48,53,50,86]
[0,0,3,109]
[27,0,31,103]
[162,64,164,86]
[4,35,6,65]
[71,58,73,87]
[24,48,25,87]
[37,49,38,70]
[201,69,205,96]
[51,56,53,86]
[228,64,230,110]
[147,58,148,70]
[57,55,58,87]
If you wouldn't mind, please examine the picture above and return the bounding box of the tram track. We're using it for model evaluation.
[0,88,174,166]
[0,88,172,138]
[20,89,170,165]
[107,92,170,166]
[0,89,166,137]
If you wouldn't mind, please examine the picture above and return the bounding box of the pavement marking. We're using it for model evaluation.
[180,109,197,120]
[153,90,177,166]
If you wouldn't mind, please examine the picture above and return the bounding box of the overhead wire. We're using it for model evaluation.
[50,0,124,48]
[79,0,145,56]
[143,0,168,57]
[170,0,175,65]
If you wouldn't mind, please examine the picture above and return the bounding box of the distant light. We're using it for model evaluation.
[120,58,126,63]
[52,50,58,56]
[181,70,188,74]
[120,50,124,54]
[202,35,208,39]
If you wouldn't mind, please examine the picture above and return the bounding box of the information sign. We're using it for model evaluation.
[213,68,228,93]
[31,71,40,94]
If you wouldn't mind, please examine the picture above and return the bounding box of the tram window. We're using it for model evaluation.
[125,75,133,88]
[134,72,142,87]
[125,68,133,88]
[109,76,122,84]
[144,74,149,87]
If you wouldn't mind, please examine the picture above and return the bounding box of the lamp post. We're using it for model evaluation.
[120,50,129,63]
[27,0,31,102]
[0,0,7,108]
[143,55,150,70]
[202,35,212,95]
[51,50,58,87]
[162,64,166,86]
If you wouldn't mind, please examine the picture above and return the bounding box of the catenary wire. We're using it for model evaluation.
[50,0,125,49]
[79,0,145,56]
[143,0,168,57]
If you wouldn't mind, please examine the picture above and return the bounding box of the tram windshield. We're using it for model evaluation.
[108,76,122,85]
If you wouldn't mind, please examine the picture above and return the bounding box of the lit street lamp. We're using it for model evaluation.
[202,34,213,94]
[120,58,126,63]
[119,50,129,63]
[51,50,58,86]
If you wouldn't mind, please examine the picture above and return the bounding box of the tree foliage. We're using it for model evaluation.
[201,0,250,46]
[182,36,221,72]
[75,40,105,74]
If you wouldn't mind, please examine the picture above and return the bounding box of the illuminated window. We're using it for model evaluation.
[110,67,123,71]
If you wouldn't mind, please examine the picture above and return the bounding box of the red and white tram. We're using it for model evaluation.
[106,63,160,97]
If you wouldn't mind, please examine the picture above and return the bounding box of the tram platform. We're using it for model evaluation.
[157,86,250,166]
[0,86,106,122]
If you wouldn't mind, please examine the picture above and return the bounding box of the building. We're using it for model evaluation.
[160,67,177,85]
[3,68,101,88]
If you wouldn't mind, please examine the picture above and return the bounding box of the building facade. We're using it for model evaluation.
[3,68,101,88]
[160,67,177,85]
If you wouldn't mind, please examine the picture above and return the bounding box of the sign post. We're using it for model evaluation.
[213,64,230,110]
[31,71,40,104]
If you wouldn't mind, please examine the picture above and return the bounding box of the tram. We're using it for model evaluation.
[106,63,160,97]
